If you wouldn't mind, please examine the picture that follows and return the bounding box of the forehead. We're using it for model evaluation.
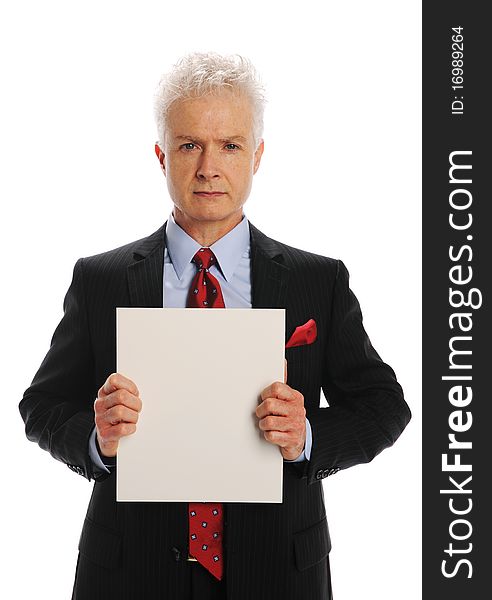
[166,89,254,139]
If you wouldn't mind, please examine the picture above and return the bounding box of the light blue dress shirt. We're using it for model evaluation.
[89,213,311,472]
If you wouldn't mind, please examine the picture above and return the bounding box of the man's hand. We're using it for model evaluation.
[256,376,306,461]
[94,373,142,458]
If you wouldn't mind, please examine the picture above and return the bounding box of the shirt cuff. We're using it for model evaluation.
[284,417,312,463]
[88,426,112,473]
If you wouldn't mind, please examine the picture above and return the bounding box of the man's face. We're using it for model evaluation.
[158,89,264,231]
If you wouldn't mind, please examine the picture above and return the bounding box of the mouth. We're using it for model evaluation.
[193,191,226,198]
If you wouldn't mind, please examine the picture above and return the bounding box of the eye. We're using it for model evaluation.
[180,142,198,151]
[224,143,240,151]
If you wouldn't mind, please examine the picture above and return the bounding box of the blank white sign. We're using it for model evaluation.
[116,308,285,503]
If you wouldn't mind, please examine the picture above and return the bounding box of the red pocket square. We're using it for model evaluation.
[285,318,317,348]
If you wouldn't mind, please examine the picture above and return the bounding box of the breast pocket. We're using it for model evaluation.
[285,343,322,404]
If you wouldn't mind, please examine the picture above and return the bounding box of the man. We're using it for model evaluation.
[20,53,411,600]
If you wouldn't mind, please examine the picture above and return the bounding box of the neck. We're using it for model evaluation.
[173,208,243,246]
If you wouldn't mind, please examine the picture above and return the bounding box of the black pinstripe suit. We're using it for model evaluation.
[20,222,411,599]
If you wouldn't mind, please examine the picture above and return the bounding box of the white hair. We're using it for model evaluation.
[154,52,266,148]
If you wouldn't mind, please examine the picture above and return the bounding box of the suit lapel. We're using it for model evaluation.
[125,220,290,311]
[249,222,290,310]
[127,224,166,308]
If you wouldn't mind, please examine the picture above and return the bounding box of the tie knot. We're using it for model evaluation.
[192,247,217,271]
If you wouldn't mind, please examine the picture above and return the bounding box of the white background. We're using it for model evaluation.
[1,1,421,598]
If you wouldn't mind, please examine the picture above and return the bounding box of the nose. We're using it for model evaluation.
[196,148,221,181]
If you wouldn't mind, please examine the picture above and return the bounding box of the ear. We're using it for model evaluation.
[253,139,264,174]
[154,143,165,173]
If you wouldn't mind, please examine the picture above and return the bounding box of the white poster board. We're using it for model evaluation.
[116,308,285,502]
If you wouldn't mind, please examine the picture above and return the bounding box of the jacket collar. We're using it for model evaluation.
[249,222,290,309]
[127,220,290,310]
[127,225,166,308]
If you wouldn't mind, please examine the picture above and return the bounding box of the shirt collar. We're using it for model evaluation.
[165,213,250,282]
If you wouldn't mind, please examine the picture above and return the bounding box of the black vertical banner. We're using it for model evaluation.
[423,2,491,598]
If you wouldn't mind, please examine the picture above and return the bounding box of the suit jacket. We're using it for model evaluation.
[20,222,411,600]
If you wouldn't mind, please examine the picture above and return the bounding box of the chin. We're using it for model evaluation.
[190,206,241,223]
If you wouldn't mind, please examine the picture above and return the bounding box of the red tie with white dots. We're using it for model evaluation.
[186,247,225,580]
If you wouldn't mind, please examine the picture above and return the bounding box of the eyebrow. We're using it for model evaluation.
[175,135,248,144]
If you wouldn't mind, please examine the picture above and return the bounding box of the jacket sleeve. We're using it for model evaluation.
[305,259,411,484]
[19,258,110,482]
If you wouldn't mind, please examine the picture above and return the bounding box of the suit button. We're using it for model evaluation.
[171,547,182,562]
[323,469,330,478]
[315,470,324,480]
